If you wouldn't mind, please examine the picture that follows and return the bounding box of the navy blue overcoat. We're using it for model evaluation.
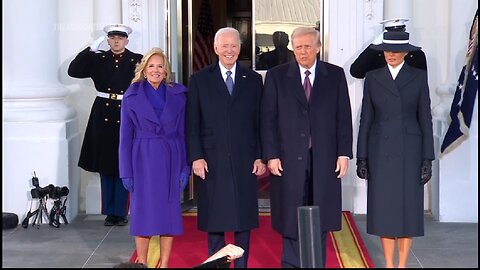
[186,62,263,232]
[357,64,434,237]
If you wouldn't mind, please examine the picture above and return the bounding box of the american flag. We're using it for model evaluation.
[193,0,215,72]
[441,10,478,154]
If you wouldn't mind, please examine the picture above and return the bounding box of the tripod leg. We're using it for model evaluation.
[53,201,61,228]
[31,209,40,227]
[42,201,51,224]
[22,211,32,228]
[34,208,41,229]
[61,197,68,224]
[36,198,48,228]
[49,202,57,227]
[56,211,61,228]
[61,208,68,225]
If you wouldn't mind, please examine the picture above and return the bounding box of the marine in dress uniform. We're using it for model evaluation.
[68,24,143,226]
[350,18,428,79]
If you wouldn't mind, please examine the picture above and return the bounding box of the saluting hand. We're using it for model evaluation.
[90,36,106,52]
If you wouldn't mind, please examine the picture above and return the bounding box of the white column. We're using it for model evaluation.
[58,0,95,215]
[94,0,123,38]
[330,0,383,214]
[87,0,123,215]
[121,0,167,54]
[3,0,80,223]
[383,0,412,22]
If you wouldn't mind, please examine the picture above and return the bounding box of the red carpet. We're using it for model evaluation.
[130,212,374,268]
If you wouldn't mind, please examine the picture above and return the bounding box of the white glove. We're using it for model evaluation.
[90,36,106,52]
[372,31,385,45]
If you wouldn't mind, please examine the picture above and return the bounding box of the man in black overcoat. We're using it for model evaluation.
[186,27,266,268]
[261,26,353,268]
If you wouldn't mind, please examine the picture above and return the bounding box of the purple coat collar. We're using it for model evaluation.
[124,80,187,125]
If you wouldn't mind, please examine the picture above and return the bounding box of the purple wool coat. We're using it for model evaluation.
[119,80,189,236]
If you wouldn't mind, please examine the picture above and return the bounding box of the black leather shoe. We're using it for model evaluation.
[104,215,116,226]
[115,216,128,226]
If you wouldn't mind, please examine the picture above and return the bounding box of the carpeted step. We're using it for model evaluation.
[129,211,374,268]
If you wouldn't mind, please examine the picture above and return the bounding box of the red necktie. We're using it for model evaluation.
[304,70,312,101]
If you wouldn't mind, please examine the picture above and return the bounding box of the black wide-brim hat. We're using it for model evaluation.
[370,31,421,52]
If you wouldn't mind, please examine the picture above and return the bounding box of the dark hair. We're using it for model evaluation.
[113,262,148,268]
[272,31,289,47]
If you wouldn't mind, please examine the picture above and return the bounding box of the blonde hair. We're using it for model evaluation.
[132,47,173,84]
[291,27,322,47]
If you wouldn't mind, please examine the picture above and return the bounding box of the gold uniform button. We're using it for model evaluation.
[118,104,121,108]
[104,118,109,122]
[115,65,119,68]
[117,120,120,123]
[115,59,119,63]
[106,102,109,106]
[108,87,111,91]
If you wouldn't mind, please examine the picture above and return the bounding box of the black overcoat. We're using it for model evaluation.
[257,48,294,70]
[68,48,142,175]
[186,62,263,232]
[357,64,434,237]
[261,59,353,239]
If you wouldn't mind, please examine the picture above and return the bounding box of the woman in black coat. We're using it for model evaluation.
[356,31,434,268]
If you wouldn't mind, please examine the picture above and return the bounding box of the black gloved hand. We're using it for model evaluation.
[356,158,369,179]
[420,159,432,185]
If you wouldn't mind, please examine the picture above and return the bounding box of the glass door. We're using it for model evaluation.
[176,0,326,211]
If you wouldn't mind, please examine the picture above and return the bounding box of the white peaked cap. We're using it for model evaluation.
[103,24,132,37]
[380,18,409,28]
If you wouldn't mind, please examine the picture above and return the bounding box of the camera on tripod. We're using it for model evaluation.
[30,174,69,199]
[22,172,70,229]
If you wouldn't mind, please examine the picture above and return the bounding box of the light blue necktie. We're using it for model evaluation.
[225,70,234,95]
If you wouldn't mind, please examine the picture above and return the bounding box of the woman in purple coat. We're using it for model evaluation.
[119,48,190,267]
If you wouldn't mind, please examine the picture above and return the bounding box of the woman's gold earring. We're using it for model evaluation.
[143,74,147,79]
